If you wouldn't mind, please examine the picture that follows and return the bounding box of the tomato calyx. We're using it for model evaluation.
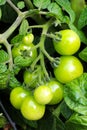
[51,57,60,68]
[44,32,62,42]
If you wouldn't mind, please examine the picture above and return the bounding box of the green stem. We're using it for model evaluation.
[40,52,49,79]
[31,54,41,71]
[24,0,34,9]
[39,19,55,62]
[28,25,44,29]
[2,14,24,39]
[6,0,22,15]
[3,40,13,70]
[36,19,54,77]
[42,49,54,62]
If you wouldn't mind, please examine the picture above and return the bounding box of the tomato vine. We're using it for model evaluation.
[0,0,87,130]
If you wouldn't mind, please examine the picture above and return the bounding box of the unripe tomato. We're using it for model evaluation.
[21,95,45,120]
[10,87,30,109]
[23,70,37,88]
[34,85,53,105]
[12,43,37,58]
[22,33,34,45]
[12,43,37,67]
[53,29,81,55]
[54,56,83,83]
[47,79,64,105]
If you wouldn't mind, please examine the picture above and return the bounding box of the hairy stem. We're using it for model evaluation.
[39,18,54,62]
[40,52,49,79]
[3,40,13,70]
[36,19,54,77]
[2,14,24,39]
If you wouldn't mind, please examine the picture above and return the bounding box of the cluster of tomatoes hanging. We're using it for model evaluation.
[9,29,83,121]
[53,29,83,83]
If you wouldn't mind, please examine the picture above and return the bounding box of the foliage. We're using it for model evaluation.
[0,0,87,129]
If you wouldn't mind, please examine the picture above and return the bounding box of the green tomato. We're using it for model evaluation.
[12,43,37,67]
[21,95,45,120]
[23,70,37,88]
[34,85,53,105]
[47,79,64,105]
[12,43,37,58]
[10,87,30,109]
[53,29,81,55]
[54,56,83,83]
[22,33,34,45]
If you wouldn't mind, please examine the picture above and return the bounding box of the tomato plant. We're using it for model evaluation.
[0,0,87,129]
[21,95,45,120]
[34,85,53,105]
[54,56,83,83]
[53,29,81,55]
[10,87,30,109]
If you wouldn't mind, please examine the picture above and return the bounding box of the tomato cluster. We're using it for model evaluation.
[53,29,83,83]
[10,33,64,121]
[10,78,64,120]
[10,30,83,121]
[10,86,45,120]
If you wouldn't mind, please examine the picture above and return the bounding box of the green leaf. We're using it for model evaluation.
[11,34,23,44]
[55,0,75,23]
[69,22,87,44]
[0,0,6,5]
[78,7,87,29]
[9,71,21,88]
[65,113,87,130]
[0,63,7,73]
[0,8,2,19]
[60,101,73,120]
[0,66,9,89]
[17,1,25,10]
[79,47,87,62]
[37,110,65,130]
[64,73,87,115]
[19,19,29,35]
[14,56,32,67]
[47,2,67,23]
[0,113,7,128]
[33,0,51,10]
[0,50,9,63]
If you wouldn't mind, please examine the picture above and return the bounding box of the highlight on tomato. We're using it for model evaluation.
[34,85,53,105]
[21,95,45,120]
[22,33,34,45]
[10,87,30,109]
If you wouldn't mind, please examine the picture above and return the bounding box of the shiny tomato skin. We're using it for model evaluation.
[10,87,30,109]
[54,56,83,83]
[47,79,64,105]
[53,29,81,55]
[34,85,53,105]
[21,96,45,120]
[12,43,37,59]
[22,33,34,45]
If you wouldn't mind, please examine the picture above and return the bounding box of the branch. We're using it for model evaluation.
[6,0,21,15]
